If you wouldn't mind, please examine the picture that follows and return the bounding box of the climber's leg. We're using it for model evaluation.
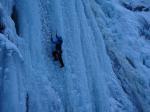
[58,54,64,67]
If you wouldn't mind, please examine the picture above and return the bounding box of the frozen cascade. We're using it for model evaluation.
[0,0,150,112]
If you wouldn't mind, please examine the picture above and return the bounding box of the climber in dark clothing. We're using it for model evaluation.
[0,22,5,34]
[51,34,64,68]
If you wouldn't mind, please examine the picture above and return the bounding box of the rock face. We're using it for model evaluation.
[0,0,150,112]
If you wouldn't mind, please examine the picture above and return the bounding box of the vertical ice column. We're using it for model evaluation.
[0,35,24,112]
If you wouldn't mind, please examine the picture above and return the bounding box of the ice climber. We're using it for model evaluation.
[0,22,5,34]
[51,33,64,68]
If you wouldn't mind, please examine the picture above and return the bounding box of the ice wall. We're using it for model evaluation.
[0,0,64,112]
[40,0,136,111]
[91,0,150,111]
[0,0,150,112]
